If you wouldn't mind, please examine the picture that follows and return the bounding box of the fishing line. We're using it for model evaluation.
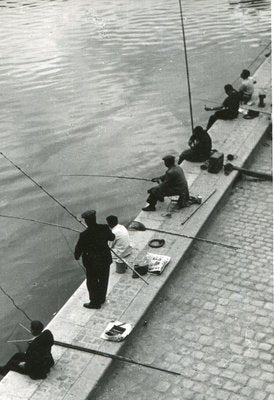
[6,323,22,352]
[0,152,83,227]
[0,285,32,322]
[178,0,194,135]
[0,152,149,284]
[0,214,80,233]
[58,228,85,273]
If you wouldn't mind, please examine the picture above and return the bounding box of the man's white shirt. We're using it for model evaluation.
[109,224,132,262]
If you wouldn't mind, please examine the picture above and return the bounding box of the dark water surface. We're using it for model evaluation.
[0,0,270,360]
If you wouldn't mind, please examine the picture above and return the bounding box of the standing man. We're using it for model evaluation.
[106,215,132,274]
[142,155,189,211]
[0,320,54,380]
[74,210,115,309]
[205,84,240,130]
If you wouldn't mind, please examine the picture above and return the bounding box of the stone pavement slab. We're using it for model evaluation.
[0,58,271,400]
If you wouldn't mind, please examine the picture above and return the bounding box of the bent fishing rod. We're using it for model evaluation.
[63,173,152,182]
[0,152,149,284]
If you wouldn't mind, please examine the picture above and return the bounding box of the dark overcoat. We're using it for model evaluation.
[74,224,115,267]
[25,329,54,379]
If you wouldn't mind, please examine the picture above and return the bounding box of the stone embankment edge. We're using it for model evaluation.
[0,57,271,400]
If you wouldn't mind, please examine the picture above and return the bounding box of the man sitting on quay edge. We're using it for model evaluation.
[205,84,240,131]
[178,126,212,164]
[0,320,54,380]
[142,155,189,212]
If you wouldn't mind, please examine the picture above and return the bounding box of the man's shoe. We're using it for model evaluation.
[83,302,101,309]
[142,205,156,212]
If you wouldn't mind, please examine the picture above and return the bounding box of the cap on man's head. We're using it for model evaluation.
[81,210,96,220]
[162,155,175,163]
[31,320,44,333]
[241,69,250,79]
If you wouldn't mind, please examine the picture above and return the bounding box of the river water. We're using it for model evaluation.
[0,0,270,360]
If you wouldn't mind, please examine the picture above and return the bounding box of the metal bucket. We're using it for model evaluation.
[116,262,127,274]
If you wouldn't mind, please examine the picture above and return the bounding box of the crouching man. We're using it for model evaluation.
[142,155,189,211]
[106,215,132,274]
[0,321,54,380]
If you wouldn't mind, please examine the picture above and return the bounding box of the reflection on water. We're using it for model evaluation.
[0,0,271,360]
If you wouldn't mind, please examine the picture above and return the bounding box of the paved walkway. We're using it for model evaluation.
[0,57,271,400]
[92,136,273,400]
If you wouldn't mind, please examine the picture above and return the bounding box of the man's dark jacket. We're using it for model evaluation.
[74,224,115,266]
[25,330,54,379]
[222,89,240,116]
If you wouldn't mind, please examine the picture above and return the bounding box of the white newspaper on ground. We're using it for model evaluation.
[146,253,171,275]
[101,320,132,342]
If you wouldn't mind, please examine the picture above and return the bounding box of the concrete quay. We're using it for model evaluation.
[0,58,271,399]
[92,118,273,400]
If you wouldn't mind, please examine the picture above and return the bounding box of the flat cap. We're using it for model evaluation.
[162,155,175,162]
[81,210,96,219]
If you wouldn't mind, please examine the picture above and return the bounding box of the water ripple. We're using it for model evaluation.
[0,0,270,361]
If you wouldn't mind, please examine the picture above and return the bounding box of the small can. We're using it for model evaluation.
[196,195,202,204]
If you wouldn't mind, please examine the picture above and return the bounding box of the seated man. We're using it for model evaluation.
[205,84,240,131]
[178,126,212,164]
[106,215,132,274]
[238,69,255,104]
[142,155,189,211]
[0,320,54,380]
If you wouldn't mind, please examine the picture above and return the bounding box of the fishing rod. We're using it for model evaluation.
[54,340,182,376]
[0,152,149,284]
[136,225,240,250]
[16,322,181,376]
[143,226,238,250]
[63,174,152,182]
[19,323,31,333]
[181,189,216,226]
[0,214,80,233]
[0,214,86,272]
[178,0,194,135]
[0,152,83,227]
